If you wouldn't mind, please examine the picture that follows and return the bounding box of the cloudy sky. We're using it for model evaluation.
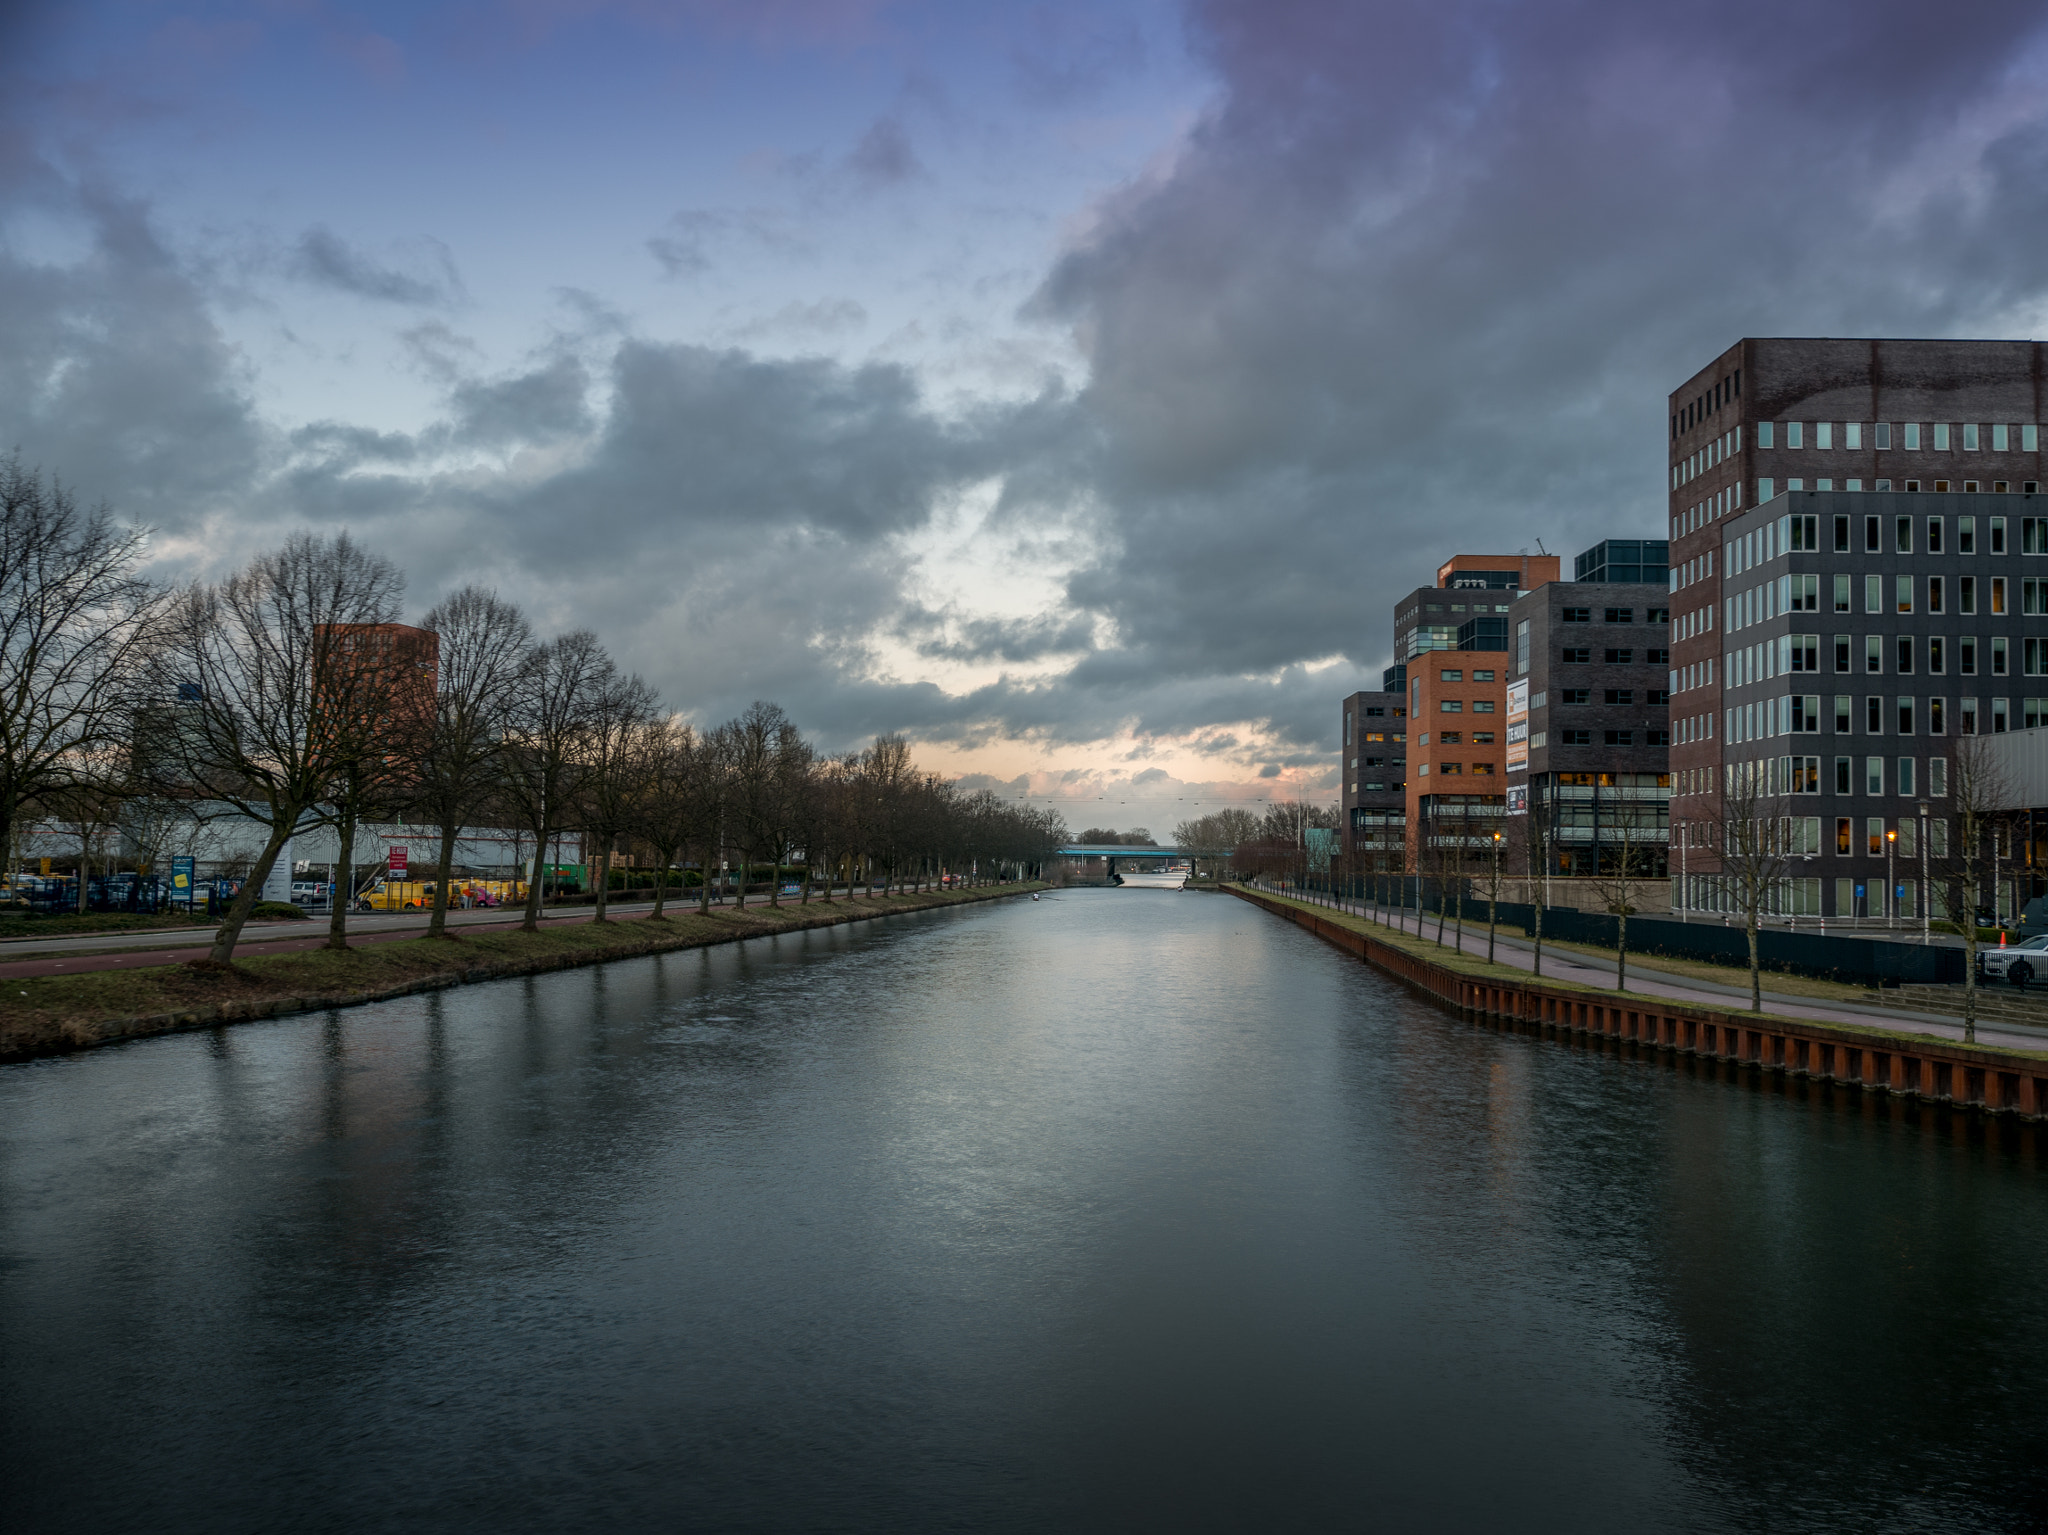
[8,1,2048,832]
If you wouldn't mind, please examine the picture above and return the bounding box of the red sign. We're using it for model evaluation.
[388,846,408,876]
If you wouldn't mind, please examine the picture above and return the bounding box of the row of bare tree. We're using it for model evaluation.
[0,458,1066,969]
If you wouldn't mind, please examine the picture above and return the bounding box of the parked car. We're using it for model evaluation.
[1978,934,2048,986]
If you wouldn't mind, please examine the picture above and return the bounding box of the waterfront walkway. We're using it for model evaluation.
[1268,885,2048,1055]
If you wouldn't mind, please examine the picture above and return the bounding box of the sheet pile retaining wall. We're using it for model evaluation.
[1231,887,2048,1121]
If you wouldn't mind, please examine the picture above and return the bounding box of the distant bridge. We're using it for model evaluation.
[1054,845,1189,860]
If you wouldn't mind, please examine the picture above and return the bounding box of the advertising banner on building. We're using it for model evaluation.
[1505,678,1529,775]
[1505,783,1528,816]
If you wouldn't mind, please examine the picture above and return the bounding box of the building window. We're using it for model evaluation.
[1834,575,1851,613]
[1562,647,1591,664]
[1472,700,1496,713]
[1961,575,1977,614]
[1965,423,1981,451]
[1930,757,1949,795]
[1788,422,1805,449]
[1930,637,1945,674]
[1897,635,1914,674]
[1993,636,2009,675]
[1758,422,1775,448]
[1603,730,1634,746]
[1899,757,1917,795]
[1645,729,1670,746]
[1836,817,1853,854]
[1835,757,1853,793]
[1835,635,1852,673]
[1867,695,1884,733]
[1646,646,1669,664]
[1992,516,2008,554]
[1867,758,1885,795]
[1896,575,1913,613]
[1604,607,1633,623]
[1935,423,1951,450]
[1515,619,1530,676]
[1865,635,1883,674]
[1562,607,1591,623]
[1603,648,1635,663]
[1961,516,1977,554]
[1929,575,1944,614]
[1473,669,1495,681]
[1604,689,1634,705]
[1865,574,1882,613]
[1441,700,1463,712]
[1961,637,1977,675]
[1561,729,1591,746]
[1441,669,1463,681]
[1897,697,1915,735]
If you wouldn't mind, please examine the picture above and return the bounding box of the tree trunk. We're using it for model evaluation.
[209,822,295,965]
[698,845,713,915]
[768,839,781,907]
[521,821,549,932]
[1531,896,1543,978]
[648,855,670,920]
[327,801,356,951]
[429,816,459,939]
[735,853,748,908]
[593,849,610,923]
[1748,908,1762,1011]
[1615,908,1627,993]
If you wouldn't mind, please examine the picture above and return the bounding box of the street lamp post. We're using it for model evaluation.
[1488,831,1502,963]
[1919,799,1931,945]
[1886,828,1897,932]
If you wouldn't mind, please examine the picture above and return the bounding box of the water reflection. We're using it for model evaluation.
[3,892,2046,1532]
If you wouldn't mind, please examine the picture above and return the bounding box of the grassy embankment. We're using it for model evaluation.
[1245,888,2040,1055]
[0,883,1044,1060]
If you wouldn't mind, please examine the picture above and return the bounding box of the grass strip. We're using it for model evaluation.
[0,885,1044,1061]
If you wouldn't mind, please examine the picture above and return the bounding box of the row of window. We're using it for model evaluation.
[1674,427,1740,488]
[1758,478,2038,501]
[1559,646,1670,665]
[1676,481,1742,534]
[1434,668,1498,682]
[1417,762,1497,776]
[1559,606,1670,624]
[1718,631,2038,687]
[1671,371,1739,440]
[1756,421,2043,453]
[1722,573,2031,634]
[1719,692,2027,742]
[1437,699,1498,713]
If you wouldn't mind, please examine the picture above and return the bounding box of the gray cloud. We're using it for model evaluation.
[291,224,458,305]
[1027,0,2048,751]
[18,0,2048,774]
[842,116,923,189]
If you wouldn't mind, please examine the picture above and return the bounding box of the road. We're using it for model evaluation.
[0,887,890,982]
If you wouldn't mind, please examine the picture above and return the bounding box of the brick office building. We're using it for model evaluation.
[1666,337,2048,913]
[1507,558,1672,879]
[1340,690,1409,873]
[1406,658,1509,870]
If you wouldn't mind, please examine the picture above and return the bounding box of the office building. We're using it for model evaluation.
[1666,337,2048,917]
[1406,658,1509,868]
[1674,488,2048,918]
[1508,561,1673,877]
[1340,690,1409,872]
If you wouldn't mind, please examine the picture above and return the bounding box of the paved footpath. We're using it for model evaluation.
[1271,888,2048,1057]
[0,890,886,983]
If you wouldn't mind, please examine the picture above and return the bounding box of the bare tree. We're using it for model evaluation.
[316,622,437,950]
[1938,735,2018,1044]
[415,588,531,939]
[0,455,167,884]
[628,718,716,921]
[146,533,404,965]
[1580,787,1659,993]
[501,631,613,933]
[1710,758,1799,1012]
[578,670,660,924]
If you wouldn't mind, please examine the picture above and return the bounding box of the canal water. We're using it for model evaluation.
[4,890,2047,1532]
